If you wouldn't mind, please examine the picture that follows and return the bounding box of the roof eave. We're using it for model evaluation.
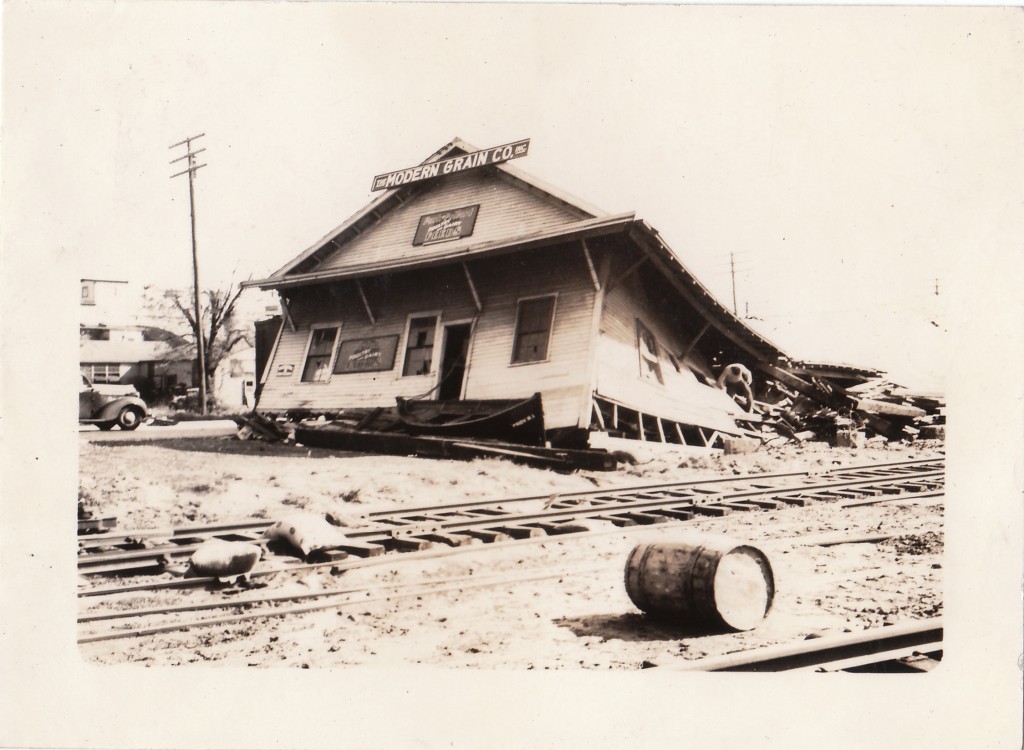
[245,212,636,291]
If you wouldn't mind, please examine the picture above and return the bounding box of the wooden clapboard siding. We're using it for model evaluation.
[259,244,598,429]
[258,266,478,412]
[459,246,596,429]
[313,170,588,275]
[595,266,749,433]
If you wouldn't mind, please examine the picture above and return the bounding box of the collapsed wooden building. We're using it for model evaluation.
[245,138,941,452]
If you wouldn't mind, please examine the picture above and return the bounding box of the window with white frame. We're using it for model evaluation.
[402,315,438,376]
[511,295,556,364]
[301,326,340,383]
[636,319,664,384]
[86,364,123,384]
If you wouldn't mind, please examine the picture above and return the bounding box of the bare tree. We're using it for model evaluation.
[144,281,252,396]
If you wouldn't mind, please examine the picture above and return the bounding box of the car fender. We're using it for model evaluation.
[95,396,147,422]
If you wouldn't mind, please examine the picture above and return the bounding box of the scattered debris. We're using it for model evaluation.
[78,496,116,535]
[263,512,351,559]
[884,531,944,556]
[186,539,263,580]
[232,412,292,442]
[752,365,945,447]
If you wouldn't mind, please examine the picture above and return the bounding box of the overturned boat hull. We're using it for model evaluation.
[395,392,546,446]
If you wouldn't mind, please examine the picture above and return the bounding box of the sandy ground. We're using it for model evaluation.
[78,434,944,668]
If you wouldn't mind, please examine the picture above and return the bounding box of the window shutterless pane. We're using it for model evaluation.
[301,327,339,383]
[402,316,437,376]
[512,297,555,363]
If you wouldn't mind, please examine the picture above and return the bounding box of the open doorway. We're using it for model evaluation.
[438,322,472,400]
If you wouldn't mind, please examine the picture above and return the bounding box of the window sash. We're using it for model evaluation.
[512,297,555,364]
[301,327,339,383]
[402,316,438,376]
[636,320,664,384]
[90,364,122,384]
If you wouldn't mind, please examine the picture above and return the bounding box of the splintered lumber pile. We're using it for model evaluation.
[751,363,944,446]
[232,413,293,442]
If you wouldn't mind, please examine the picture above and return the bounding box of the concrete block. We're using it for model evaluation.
[723,437,760,455]
[833,431,865,448]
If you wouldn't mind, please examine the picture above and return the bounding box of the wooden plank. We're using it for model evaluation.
[679,321,711,363]
[280,294,297,333]
[354,278,377,324]
[78,517,117,535]
[688,505,732,517]
[334,540,386,557]
[580,238,601,291]
[656,507,695,521]
[462,262,483,312]
[855,398,927,419]
[488,525,545,539]
[604,255,649,293]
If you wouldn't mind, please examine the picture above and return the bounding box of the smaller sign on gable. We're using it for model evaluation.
[334,335,400,373]
[412,205,480,247]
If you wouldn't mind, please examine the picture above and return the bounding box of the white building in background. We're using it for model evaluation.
[80,278,132,330]
[212,341,258,408]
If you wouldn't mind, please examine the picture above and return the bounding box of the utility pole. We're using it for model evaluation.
[934,278,939,296]
[730,251,738,315]
[170,133,208,415]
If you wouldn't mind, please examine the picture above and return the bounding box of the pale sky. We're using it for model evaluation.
[4,3,1023,389]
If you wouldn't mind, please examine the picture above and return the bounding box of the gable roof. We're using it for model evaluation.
[244,139,791,364]
[261,137,607,282]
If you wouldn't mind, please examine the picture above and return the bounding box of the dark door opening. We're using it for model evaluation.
[438,323,472,401]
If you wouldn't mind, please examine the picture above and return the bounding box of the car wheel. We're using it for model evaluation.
[117,406,144,431]
[97,422,116,431]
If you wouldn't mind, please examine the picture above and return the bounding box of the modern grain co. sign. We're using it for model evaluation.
[371,139,530,191]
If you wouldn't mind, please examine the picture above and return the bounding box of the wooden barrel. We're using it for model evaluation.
[624,535,775,632]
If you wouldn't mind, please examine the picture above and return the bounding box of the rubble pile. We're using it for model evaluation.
[752,363,945,447]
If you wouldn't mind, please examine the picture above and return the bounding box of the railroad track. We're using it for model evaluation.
[77,456,944,646]
[78,457,944,581]
[668,618,943,672]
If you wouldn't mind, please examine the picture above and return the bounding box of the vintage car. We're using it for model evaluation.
[79,372,147,430]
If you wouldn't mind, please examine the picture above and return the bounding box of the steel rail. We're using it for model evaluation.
[78,564,611,644]
[668,618,943,672]
[350,471,945,536]
[78,486,943,606]
[76,466,944,578]
[75,473,942,576]
[366,457,944,517]
[75,457,943,550]
[78,562,615,624]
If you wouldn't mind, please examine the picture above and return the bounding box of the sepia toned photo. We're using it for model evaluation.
[2,2,1022,748]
